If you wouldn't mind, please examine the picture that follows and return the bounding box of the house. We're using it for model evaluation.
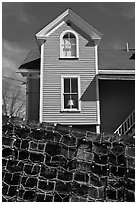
[19,9,135,134]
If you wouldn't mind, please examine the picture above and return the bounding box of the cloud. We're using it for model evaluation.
[2,2,29,23]
[106,41,125,50]
[97,2,135,20]
[121,3,135,19]
[2,39,28,78]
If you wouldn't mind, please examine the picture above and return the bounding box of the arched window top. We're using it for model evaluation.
[60,30,79,58]
[60,30,78,40]
[63,32,75,39]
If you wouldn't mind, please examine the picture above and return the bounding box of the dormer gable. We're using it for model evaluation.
[36,8,102,46]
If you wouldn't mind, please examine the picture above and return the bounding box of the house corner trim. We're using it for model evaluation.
[95,45,101,133]
[39,43,44,123]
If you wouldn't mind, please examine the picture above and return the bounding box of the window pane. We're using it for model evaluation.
[64,79,70,93]
[70,38,76,57]
[64,94,78,109]
[62,33,76,57]
[71,78,78,93]
[63,39,71,57]
[71,45,76,57]
[64,94,70,109]
[63,33,69,39]
[63,50,67,57]
[70,38,76,45]
[64,39,71,49]
[71,94,78,109]
[69,33,75,38]
[67,50,71,57]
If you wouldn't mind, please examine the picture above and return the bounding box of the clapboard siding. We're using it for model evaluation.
[41,22,98,124]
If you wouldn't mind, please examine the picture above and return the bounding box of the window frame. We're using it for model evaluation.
[61,75,81,112]
[60,30,79,59]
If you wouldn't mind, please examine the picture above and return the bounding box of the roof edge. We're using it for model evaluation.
[98,70,135,75]
[36,8,102,40]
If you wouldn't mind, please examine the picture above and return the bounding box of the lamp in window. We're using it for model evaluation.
[67,99,74,109]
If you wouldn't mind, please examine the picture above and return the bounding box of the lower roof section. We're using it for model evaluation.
[98,49,135,70]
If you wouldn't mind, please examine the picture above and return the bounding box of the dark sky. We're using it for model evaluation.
[2,2,135,81]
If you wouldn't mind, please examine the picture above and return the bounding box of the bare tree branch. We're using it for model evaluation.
[2,84,26,119]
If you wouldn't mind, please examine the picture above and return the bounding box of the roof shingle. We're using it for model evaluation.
[98,49,135,70]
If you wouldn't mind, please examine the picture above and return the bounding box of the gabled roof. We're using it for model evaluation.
[36,8,102,41]
[98,49,135,70]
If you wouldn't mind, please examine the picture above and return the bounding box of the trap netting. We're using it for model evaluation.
[2,122,135,202]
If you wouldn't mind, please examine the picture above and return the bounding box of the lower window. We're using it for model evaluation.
[61,76,80,111]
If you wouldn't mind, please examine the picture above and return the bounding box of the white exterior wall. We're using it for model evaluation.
[40,22,98,125]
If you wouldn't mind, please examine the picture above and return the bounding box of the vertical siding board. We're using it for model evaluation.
[42,22,98,124]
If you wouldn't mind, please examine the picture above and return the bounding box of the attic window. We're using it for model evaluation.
[60,30,79,58]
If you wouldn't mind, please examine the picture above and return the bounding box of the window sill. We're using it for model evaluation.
[59,57,79,60]
[60,110,81,113]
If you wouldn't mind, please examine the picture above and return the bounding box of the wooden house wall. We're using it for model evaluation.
[41,22,98,125]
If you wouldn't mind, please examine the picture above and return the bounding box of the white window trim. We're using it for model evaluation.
[61,75,81,112]
[60,30,79,59]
